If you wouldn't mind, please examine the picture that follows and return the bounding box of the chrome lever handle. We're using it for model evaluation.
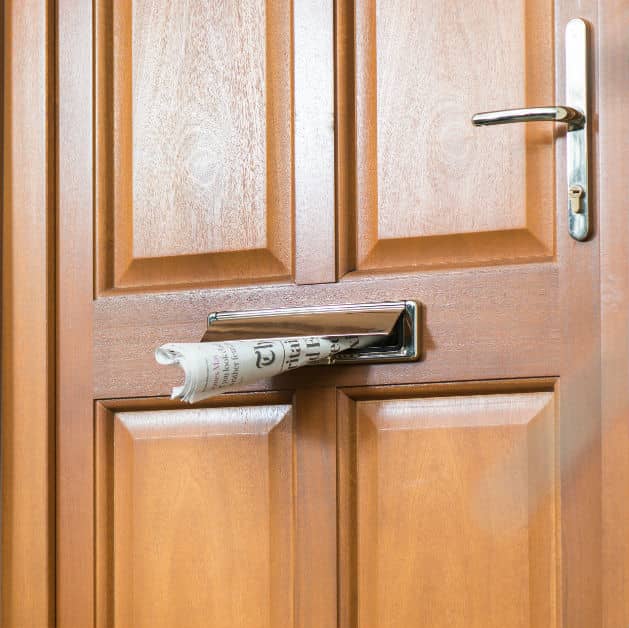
[471,19,590,241]
[472,106,585,131]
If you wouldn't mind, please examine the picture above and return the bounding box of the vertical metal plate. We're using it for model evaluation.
[566,18,590,241]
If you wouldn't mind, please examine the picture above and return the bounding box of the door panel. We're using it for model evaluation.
[96,0,293,292]
[94,390,337,628]
[96,404,294,628]
[339,390,557,628]
[350,1,555,273]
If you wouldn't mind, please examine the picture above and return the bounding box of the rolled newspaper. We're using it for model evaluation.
[155,335,378,403]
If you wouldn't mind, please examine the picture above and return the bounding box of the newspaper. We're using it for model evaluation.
[155,335,378,403]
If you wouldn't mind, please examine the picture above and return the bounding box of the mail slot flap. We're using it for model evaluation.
[202,301,406,342]
[201,301,420,365]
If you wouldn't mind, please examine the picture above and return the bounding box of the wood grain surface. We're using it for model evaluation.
[96,0,337,293]
[94,390,337,628]
[47,0,628,625]
[294,0,336,284]
[93,263,559,399]
[1,1,55,626]
[554,5,602,625]
[114,404,293,628]
[132,0,268,259]
[335,0,356,277]
[351,0,555,273]
[57,0,95,625]
[598,2,629,625]
[339,390,557,628]
[97,0,293,292]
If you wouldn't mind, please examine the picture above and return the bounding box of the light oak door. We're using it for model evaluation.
[51,1,627,627]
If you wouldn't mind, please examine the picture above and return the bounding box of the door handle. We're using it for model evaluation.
[471,18,590,241]
[472,106,584,131]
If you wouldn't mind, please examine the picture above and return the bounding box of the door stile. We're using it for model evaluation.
[293,387,338,627]
[57,0,95,626]
[556,3,601,626]
[598,1,629,625]
[1,1,55,626]
[294,0,337,284]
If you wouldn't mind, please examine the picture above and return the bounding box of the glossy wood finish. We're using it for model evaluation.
[338,390,558,628]
[95,0,335,292]
[335,0,355,277]
[96,0,291,292]
[294,0,335,284]
[1,1,55,626]
[57,0,95,625]
[598,2,629,625]
[131,2,271,261]
[555,5,601,624]
[93,264,558,398]
[348,0,555,274]
[60,2,337,624]
[47,0,629,626]
[103,404,294,627]
[93,390,336,628]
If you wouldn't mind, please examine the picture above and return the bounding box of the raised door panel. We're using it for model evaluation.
[338,390,557,628]
[94,391,337,628]
[349,1,555,274]
[97,404,293,628]
[95,1,292,292]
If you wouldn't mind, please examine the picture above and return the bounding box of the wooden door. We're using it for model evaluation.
[3,0,624,626]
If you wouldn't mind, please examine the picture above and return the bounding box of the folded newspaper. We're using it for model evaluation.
[155,335,378,403]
